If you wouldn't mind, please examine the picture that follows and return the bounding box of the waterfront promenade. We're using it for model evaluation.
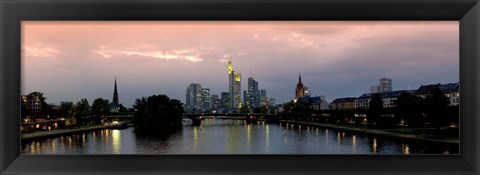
[21,124,105,141]
[282,120,459,144]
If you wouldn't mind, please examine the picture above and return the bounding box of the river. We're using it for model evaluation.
[21,118,458,154]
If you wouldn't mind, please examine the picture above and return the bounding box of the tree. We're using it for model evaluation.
[75,98,90,126]
[240,104,251,114]
[397,92,424,127]
[368,94,383,127]
[133,95,184,135]
[425,88,449,134]
[282,101,312,121]
[253,106,268,114]
[91,98,110,123]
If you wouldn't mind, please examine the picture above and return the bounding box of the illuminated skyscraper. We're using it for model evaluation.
[294,73,305,102]
[246,77,260,107]
[186,83,202,113]
[228,58,242,109]
[200,88,211,111]
[260,89,267,107]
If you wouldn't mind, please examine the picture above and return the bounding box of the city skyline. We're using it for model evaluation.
[22,21,459,107]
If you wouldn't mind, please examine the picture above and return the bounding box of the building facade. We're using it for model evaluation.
[186,83,202,113]
[200,88,211,111]
[416,82,460,106]
[379,78,392,92]
[370,85,380,93]
[332,97,357,110]
[21,95,41,114]
[355,90,414,109]
[260,89,267,107]
[228,60,242,109]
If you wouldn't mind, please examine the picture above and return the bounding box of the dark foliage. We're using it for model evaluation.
[133,95,184,135]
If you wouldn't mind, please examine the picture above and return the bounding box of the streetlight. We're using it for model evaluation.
[362,118,368,130]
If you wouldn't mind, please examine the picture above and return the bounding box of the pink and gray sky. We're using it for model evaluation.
[22,21,459,107]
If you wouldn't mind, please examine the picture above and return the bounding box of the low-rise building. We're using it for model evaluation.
[415,82,460,106]
[331,97,357,110]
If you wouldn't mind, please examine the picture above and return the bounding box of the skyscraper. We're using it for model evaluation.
[200,88,211,111]
[379,78,392,92]
[260,89,267,107]
[185,83,202,113]
[112,77,119,106]
[294,73,305,102]
[228,58,242,109]
[220,92,230,112]
[211,94,220,111]
[247,77,260,108]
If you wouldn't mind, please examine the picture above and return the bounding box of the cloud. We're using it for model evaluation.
[92,47,203,62]
[23,43,60,58]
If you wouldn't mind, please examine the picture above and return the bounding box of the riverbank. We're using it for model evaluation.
[21,124,106,141]
[281,120,459,145]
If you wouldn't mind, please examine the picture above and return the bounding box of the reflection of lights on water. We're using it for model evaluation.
[325,129,328,144]
[265,125,270,151]
[82,134,86,147]
[337,132,341,145]
[373,138,377,153]
[193,127,199,145]
[402,143,410,155]
[112,130,121,154]
[352,135,356,153]
[51,139,56,153]
[247,124,251,147]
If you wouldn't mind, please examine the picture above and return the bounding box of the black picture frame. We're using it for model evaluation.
[1,0,479,174]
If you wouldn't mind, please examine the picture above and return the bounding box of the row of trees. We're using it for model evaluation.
[281,89,458,130]
[21,91,125,127]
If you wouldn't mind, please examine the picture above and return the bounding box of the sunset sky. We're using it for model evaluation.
[22,21,459,108]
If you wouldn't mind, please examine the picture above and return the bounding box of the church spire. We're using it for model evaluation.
[113,76,119,106]
[298,72,302,83]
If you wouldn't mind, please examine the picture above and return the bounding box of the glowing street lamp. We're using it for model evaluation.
[362,118,368,130]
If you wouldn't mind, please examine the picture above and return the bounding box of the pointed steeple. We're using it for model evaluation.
[113,76,119,106]
[298,72,302,83]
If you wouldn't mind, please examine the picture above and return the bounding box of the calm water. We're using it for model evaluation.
[21,119,458,154]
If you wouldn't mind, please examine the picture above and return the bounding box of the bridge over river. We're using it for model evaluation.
[182,113,281,126]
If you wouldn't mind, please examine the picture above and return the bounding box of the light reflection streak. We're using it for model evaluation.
[352,135,356,153]
[112,129,121,154]
[325,129,328,144]
[265,125,270,152]
[337,132,341,145]
[373,138,377,153]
